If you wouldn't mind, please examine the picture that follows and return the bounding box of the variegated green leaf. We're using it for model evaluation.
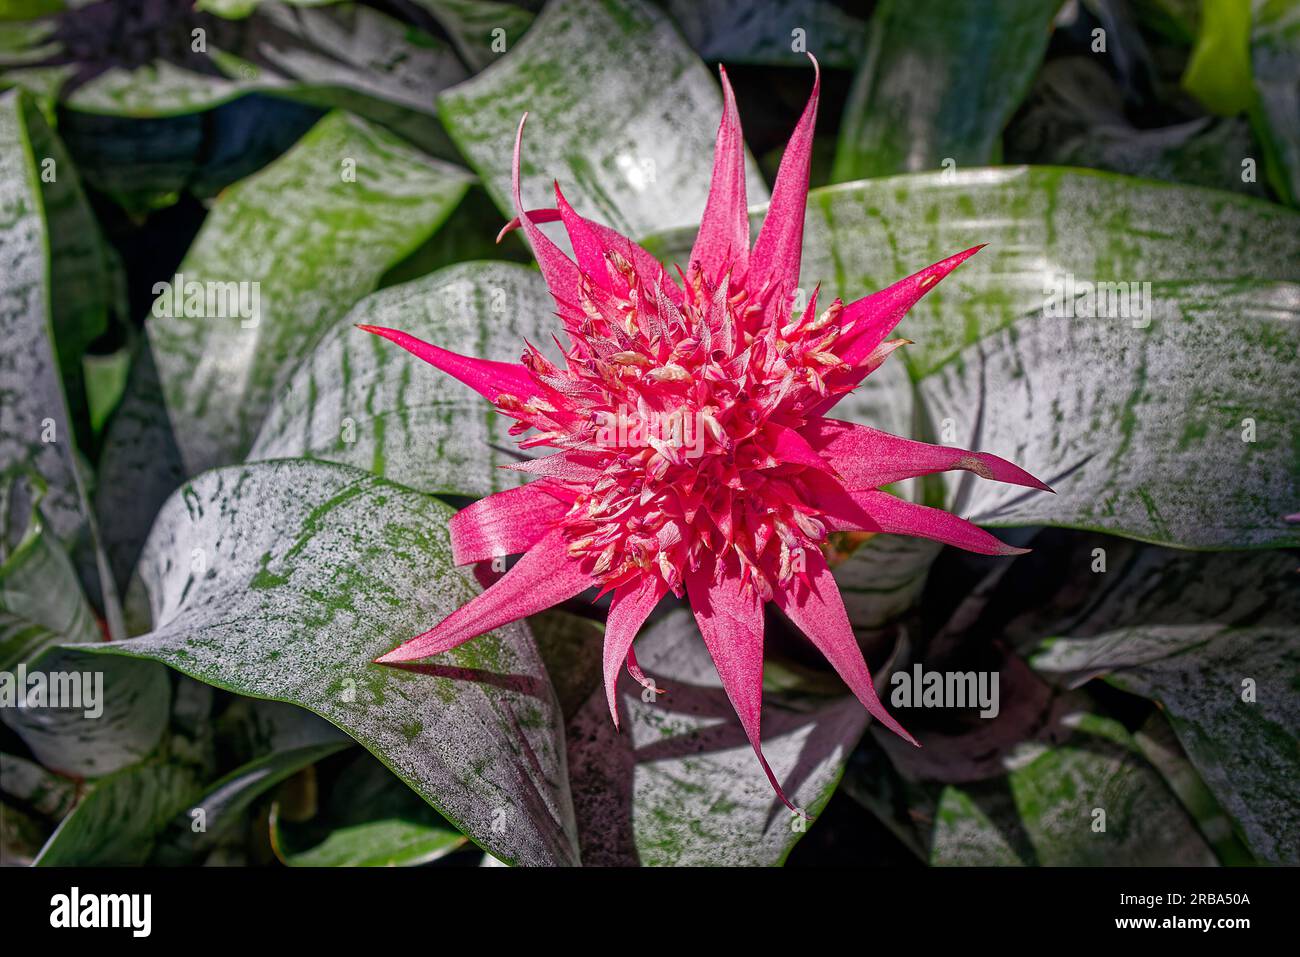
[250,261,551,497]
[96,110,471,586]
[567,608,866,866]
[151,737,350,864]
[1,478,99,671]
[925,280,1300,547]
[0,89,121,620]
[35,760,202,866]
[1033,621,1300,864]
[412,0,535,73]
[930,712,1215,865]
[1251,0,1300,206]
[81,458,579,866]
[832,0,1061,180]
[437,0,769,239]
[0,752,76,820]
[1,649,172,777]
[1133,711,1254,865]
[0,3,466,122]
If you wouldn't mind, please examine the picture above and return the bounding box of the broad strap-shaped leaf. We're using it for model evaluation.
[437,0,768,239]
[81,459,579,866]
[1033,620,1299,864]
[646,168,1300,375]
[1,647,172,778]
[1133,711,1255,865]
[0,3,466,126]
[833,0,1061,180]
[146,112,471,474]
[0,90,121,621]
[1000,536,1300,654]
[411,0,536,74]
[567,608,867,865]
[34,761,203,866]
[151,706,350,865]
[1251,0,1300,206]
[923,280,1300,548]
[1,480,100,671]
[929,712,1216,865]
[250,262,556,497]
[96,111,471,587]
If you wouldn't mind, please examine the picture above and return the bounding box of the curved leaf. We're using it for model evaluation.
[1251,0,1300,205]
[250,261,553,497]
[924,280,1300,547]
[437,0,769,238]
[97,110,471,587]
[1,649,172,778]
[930,712,1216,865]
[81,459,579,866]
[833,0,1061,180]
[0,89,121,619]
[1033,621,1300,864]
[35,761,201,866]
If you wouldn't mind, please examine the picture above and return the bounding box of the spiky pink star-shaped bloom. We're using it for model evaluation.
[364,60,1049,811]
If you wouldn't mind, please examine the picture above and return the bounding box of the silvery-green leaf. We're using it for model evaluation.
[832,0,1062,180]
[34,760,202,866]
[1032,621,1300,864]
[644,169,1300,375]
[1004,542,1299,653]
[665,0,869,69]
[411,0,535,73]
[925,280,1300,548]
[1251,0,1300,206]
[148,113,471,475]
[930,711,1215,865]
[568,608,865,866]
[0,90,120,617]
[151,738,350,865]
[82,459,579,866]
[96,110,471,588]
[250,261,551,498]
[1,649,172,777]
[0,482,99,671]
[1,3,466,122]
[0,752,77,820]
[437,0,768,239]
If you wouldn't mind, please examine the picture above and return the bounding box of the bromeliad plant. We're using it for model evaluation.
[361,61,1050,810]
[3,0,1297,869]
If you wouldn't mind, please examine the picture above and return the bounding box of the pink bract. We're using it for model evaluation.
[362,58,1050,813]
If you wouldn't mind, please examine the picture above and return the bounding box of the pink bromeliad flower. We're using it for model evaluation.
[362,59,1049,811]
